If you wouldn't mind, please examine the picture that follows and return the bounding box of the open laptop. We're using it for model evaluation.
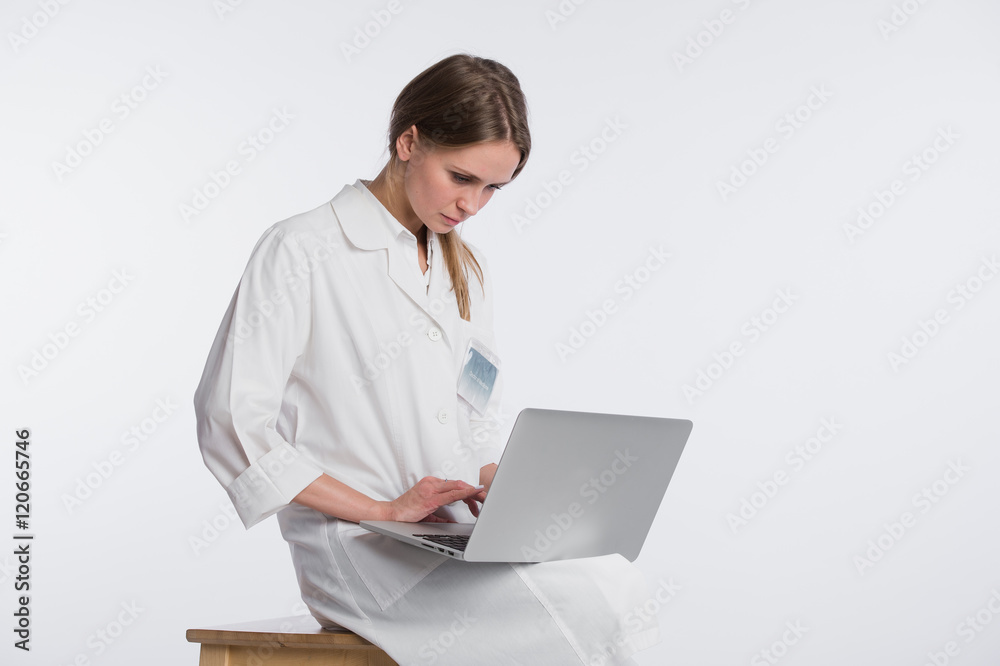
[360,408,693,563]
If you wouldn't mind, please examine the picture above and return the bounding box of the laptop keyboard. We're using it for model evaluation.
[413,534,469,552]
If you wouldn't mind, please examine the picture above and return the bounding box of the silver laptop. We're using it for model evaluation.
[360,408,692,563]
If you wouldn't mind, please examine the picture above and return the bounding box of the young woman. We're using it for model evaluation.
[194,53,658,665]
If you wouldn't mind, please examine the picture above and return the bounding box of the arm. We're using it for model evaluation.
[194,225,325,529]
[292,473,388,522]
[293,473,487,523]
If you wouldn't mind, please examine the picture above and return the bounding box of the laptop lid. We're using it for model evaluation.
[462,408,692,562]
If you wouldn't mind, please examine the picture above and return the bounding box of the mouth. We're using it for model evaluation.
[441,214,463,227]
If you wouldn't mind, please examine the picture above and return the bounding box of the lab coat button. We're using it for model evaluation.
[437,408,450,424]
[427,328,442,342]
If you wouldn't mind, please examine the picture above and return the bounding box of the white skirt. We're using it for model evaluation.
[277,503,659,665]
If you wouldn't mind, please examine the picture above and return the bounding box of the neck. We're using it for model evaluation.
[368,165,424,238]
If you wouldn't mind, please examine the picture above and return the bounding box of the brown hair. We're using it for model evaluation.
[384,53,531,320]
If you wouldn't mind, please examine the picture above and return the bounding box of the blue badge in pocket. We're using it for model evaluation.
[457,338,500,416]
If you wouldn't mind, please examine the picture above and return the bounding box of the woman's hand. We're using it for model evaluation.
[383,477,485,522]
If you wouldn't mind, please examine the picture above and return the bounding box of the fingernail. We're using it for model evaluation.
[474,484,485,490]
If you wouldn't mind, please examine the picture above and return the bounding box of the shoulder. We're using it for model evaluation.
[268,196,340,242]
[252,197,344,260]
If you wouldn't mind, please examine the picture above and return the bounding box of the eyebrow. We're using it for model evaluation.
[447,164,511,188]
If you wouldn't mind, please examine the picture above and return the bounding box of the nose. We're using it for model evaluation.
[457,188,485,217]
[457,197,478,218]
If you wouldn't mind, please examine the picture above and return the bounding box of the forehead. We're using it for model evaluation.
[434,140,521,184]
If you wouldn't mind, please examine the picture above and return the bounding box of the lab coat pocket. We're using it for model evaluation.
[454,320,500,411]
[337,523,448,611]
[455,321,505,466]
[457,321,495,354]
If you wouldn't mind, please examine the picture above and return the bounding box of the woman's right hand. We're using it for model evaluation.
[382,477,484,522]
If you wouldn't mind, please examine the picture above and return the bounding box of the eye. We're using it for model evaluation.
[452,173,470,184]
[489,184,503,191]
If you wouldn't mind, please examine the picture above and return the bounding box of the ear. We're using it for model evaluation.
[396,124,420,162]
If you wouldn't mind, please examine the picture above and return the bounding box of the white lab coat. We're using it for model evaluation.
[194,180,660,665]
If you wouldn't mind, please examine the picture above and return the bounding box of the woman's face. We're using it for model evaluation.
[398,129,521,235]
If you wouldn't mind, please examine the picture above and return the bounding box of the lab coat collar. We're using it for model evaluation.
[329,181,391,251]
[329,181,461,346]
[355,179,426,248]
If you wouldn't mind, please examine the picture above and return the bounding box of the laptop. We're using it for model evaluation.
[360,408,693,562]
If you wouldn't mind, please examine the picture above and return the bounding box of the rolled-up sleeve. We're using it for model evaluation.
[194,224,324,528]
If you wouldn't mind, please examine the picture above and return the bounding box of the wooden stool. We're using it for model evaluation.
[186,614,398,665]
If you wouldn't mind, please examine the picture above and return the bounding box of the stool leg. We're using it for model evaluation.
[326,651,400,666]
[198,644,229,666]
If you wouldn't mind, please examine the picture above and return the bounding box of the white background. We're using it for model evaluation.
[2,1,999,664]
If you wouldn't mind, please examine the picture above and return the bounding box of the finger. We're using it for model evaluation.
[438,479,476,493]
[442,491,475,508]
[443,484,485,502]
[415,477,456,496]
[463,497,480,518]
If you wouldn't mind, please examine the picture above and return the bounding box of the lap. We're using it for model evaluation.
[279,506,659,665]
[348,556,659,665]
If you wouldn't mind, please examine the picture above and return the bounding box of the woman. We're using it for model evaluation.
[194,53,658,665]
